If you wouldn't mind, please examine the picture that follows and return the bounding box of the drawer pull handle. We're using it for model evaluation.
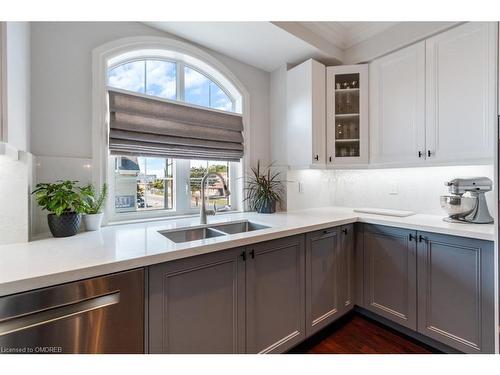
[0,292,120,336]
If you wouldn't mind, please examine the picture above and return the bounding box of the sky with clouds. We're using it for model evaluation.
[108,60,232,111]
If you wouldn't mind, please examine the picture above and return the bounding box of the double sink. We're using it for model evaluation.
[158,220,270,244]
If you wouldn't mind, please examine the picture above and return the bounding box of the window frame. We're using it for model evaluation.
[105,56,242,223]
[92,36,250,226]
[108,157,242,222]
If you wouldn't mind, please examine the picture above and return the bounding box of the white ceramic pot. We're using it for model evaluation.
[83,213,104,231]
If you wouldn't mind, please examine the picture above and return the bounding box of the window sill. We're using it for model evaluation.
[106,209,243,227]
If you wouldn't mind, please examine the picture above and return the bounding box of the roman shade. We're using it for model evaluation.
[108,89,244,161]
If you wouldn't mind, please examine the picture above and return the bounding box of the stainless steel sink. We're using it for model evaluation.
[158,220,270,243]
[210,221,270,234]
[159,227,226,243]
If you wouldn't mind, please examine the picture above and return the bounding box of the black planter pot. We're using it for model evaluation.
[47,212,82,237]
[257,200,276,214]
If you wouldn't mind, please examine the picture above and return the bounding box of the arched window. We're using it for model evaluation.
[107,59,235,112]
[99,45,246,221]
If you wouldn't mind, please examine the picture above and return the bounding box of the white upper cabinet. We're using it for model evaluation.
[326,64,369,165]
[425,22,496,163]
[285,23,496,169]
[286,59,326,167]
[370,22,496,166]
[370,42,426,165]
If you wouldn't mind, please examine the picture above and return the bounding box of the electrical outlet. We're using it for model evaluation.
[298,181,304,193]
[389,183,399,195]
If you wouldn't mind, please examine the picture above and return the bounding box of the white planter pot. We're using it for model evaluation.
[83,213,104,231]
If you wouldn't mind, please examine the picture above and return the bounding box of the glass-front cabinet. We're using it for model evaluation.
[326,65,369,165]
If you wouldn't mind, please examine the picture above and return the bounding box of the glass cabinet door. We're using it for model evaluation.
[327,65,368,165]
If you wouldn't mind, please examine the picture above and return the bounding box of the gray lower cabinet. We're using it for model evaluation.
[416,231,494,354]
[245,235,306,353]
[148,247,246,353]
[305,227,340,336]
[338,224,355,315]
[363,224,417,330]
[147,222,494,354]
[305,225,354,337]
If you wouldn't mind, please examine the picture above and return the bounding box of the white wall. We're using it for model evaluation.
[30,22,270,167]
[29,22,270,235]
[0,22,31,245]
[270,65,287,166]
[3,22,30,152]
[287,165,495,217]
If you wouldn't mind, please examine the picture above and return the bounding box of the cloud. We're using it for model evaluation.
[108,61,145,93]
[146,60,176,99]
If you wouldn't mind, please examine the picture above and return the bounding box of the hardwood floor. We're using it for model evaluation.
[289,313,438,354]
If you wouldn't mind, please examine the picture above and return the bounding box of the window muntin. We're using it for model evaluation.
[145,60,176,100]
[184,67,233,111]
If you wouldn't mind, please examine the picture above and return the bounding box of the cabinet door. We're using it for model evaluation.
[363,224,417,330]
[338,224,354,315]
[426,22,496,162]
[287,59,326,167]
[327,64,369,165]
[370,42,426,165]
[246,235,305,353]
[417,232,494,353]
[305,227,340,337]
[149,248,245,353]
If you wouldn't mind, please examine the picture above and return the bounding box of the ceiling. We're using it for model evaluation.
[145,22,327,72]
[145,22,399,72]
[298,22,399,50]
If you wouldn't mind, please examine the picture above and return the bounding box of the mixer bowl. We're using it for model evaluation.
[440,194,477,217]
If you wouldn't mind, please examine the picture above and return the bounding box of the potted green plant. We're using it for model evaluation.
[32,180,86,237]
[244,161,284,214]
[81,183,108,231]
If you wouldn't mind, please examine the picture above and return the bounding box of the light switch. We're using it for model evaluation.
[389,183,399,195]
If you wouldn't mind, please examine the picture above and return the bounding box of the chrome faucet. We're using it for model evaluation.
[200,172,230,225]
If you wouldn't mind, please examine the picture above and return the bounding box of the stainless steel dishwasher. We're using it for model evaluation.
[0,268,144,354]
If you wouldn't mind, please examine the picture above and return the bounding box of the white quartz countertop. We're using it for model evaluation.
[0,207,495,297]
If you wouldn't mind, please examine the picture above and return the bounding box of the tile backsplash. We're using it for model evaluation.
[287,165,495,216]
[0,154,31,245]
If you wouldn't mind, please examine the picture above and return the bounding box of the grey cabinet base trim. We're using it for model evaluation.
[312,309,339,327]
[260,330,302,354]
[354,307,462,354]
